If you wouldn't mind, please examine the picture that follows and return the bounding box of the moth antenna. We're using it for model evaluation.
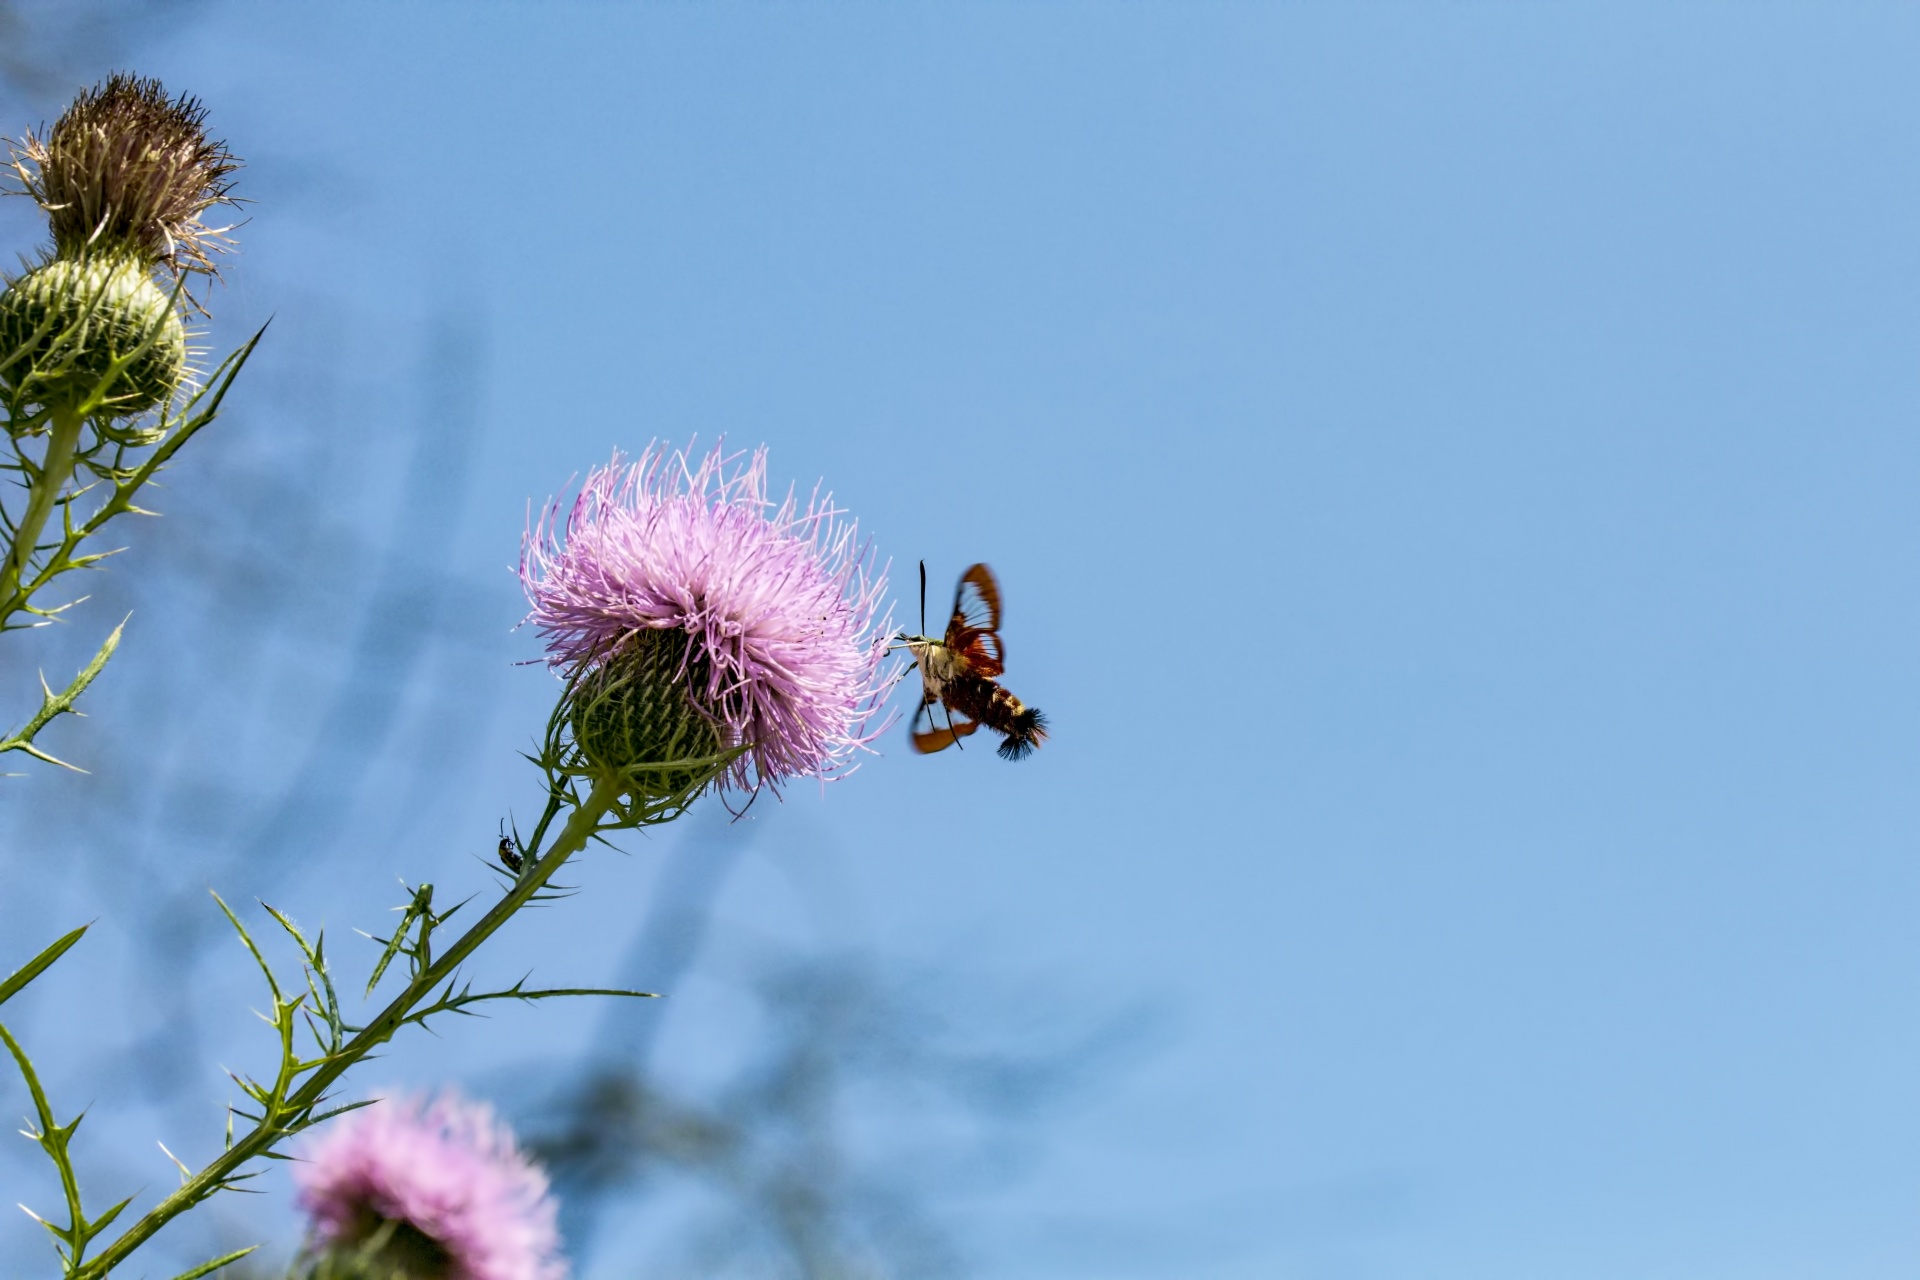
[919,559,927,635]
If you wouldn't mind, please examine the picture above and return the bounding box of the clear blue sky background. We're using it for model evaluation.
[5,3,1920,1277]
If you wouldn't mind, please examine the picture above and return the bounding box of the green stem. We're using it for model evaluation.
[73,775,624,1280]
[0,1021,89,1271]
[0,326,265,634]
[3,404,83,607]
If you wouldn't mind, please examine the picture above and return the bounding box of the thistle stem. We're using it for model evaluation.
[3,403,83,607]
[73,775,624,1280]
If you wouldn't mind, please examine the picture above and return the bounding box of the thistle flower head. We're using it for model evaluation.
[521,440,895,799]
[294,1091,565,1280]
[6,73,240,277]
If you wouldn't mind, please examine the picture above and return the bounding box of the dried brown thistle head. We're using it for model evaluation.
[6,73,242,279]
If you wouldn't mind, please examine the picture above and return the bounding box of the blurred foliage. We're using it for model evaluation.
[529,956,1138,1279]
[0,1,205,112]
[519,822,1148,1278]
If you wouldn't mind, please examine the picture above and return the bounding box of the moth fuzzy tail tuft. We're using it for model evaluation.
[995,707,1048,761]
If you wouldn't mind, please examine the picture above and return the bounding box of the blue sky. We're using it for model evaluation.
[4,4,1919,1277]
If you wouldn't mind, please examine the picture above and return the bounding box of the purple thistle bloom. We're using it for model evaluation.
[521,440,895,796]
[294,1091,565,1280]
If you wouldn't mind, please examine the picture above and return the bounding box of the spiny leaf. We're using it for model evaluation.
[157,1141,191,1183]
[0,621,123,770]
[166,1244,258,1280]
[211,892,284,1006]
[0,924,87,1007]
[365,884,432,996]
[312,1097,385,1125]
[85,1193,134,1237]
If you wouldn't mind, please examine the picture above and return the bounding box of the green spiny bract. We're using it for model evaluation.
[0,253,188,419]
[299,1214,455,1280]
[568,628,730,800]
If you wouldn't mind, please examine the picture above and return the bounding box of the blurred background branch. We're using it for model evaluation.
[520,816,1149,1279]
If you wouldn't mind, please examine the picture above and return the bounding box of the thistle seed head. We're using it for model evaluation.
[6,73,241,278]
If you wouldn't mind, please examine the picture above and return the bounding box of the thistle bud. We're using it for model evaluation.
[567,629,729,801]
[0,253,186,416]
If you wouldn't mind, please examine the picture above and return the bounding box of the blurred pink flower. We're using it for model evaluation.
[294,1091,564,1280]
[521,439,895,795]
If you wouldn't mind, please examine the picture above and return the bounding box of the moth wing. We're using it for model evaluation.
[910,696,982,754]
[949,564,1002,638]
[946,564,1006,676]
[958,629,1004,677]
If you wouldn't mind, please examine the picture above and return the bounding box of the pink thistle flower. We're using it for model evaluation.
[294,1091,565,1280]
[520,440,895,796]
